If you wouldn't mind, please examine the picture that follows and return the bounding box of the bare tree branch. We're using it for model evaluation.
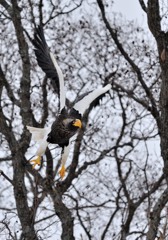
[139,0,147,12]
[96,0,161,130]
[0,170,13,185]
[0,0,12,16]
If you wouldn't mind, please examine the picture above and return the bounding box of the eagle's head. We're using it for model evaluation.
[64,118,82,131]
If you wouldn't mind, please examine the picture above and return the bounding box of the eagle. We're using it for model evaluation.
[27,25,111,179]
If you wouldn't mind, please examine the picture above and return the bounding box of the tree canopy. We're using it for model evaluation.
[0,0,168,239]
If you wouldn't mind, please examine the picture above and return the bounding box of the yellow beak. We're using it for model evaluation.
[73,119,82,128]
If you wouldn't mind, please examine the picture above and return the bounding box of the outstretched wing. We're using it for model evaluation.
[33,25,65,111]
[73,84,111,115]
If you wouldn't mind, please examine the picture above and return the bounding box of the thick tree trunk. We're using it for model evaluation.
[160,61,168,181]
[146,0,168,239]
[8,1,38,239]
[49,189,75,240]
[13,152,38,240]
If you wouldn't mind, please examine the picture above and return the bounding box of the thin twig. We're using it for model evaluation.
[0,170,13,185]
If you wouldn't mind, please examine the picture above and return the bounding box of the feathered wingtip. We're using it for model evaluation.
[32,25,66,111]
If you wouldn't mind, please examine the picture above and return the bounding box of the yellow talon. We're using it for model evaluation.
[59,164,66,179]
[30,156,41,169]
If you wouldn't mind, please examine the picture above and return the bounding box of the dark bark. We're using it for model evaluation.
[0,0,39,239]
[49,188,75,240]
[147,0,168,180]
[13,154,38,240]
[147,188,168,239]
[146,0,168,239]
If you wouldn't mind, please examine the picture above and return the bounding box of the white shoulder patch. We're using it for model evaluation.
[50,52,66,111]
[73,84,111,115]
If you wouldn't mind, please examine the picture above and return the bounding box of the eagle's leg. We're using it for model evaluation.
[30,156,41,169]
[58,145,70,179]
[59,164,66,179]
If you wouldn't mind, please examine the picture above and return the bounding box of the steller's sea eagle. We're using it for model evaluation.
[27,26,111,179]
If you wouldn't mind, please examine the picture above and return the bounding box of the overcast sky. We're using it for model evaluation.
[113,0,147,27]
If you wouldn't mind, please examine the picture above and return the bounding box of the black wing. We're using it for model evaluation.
[33,25,65,110]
